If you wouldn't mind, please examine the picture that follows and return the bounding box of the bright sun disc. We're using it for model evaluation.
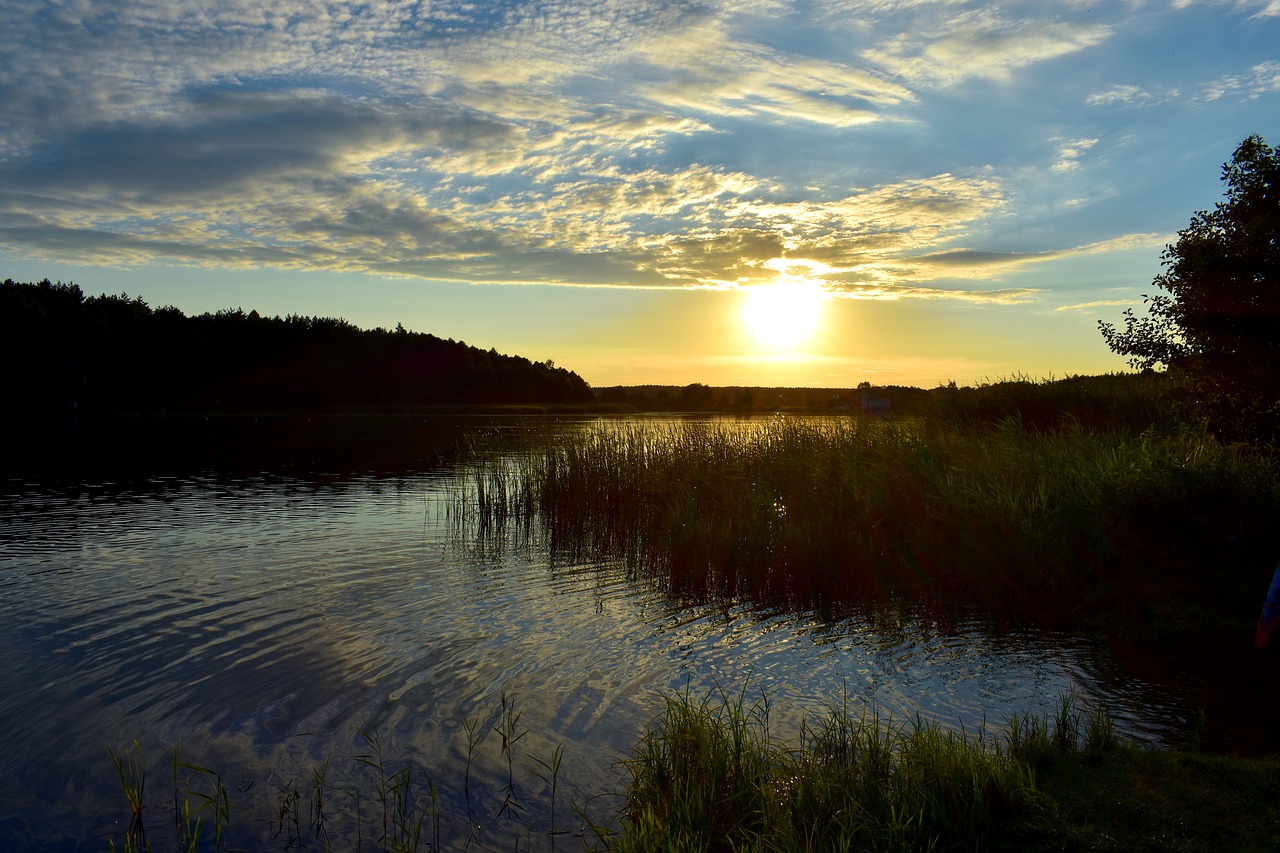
[741,281,826,350]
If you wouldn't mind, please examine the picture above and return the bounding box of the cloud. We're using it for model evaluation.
[1088,62,1279,108]
[635,41,915,127]
[0,0,1250,313]
[1240,0,1280,17]
[0,116,1015,293]
[1164,0,1279,17]
[827,279,1043,303]
[863,15,1111,86]
[1198,60,1280,101]
[1,0,1017,296]
[650,230,789,286]
[812,229,1162,302]
[1054,299,1142,312]
[735,174,1006,247]
[892,232,1165,278]
[1085,84,1159,107]
[4,91,514,201]
[1051,137,1099,172]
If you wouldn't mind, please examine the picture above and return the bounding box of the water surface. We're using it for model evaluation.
[0,418,1237,850]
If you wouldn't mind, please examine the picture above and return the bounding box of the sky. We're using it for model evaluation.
[2,1,1277,389]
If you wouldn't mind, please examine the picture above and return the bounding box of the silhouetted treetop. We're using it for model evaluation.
[1099,134,1279,439]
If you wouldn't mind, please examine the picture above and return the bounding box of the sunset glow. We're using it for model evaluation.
[2,1,1277,387]
[741,280,829,353]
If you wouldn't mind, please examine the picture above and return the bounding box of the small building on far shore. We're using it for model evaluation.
[859,392,891,416]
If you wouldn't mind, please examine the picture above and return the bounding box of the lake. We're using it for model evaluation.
[0,415,1250,850]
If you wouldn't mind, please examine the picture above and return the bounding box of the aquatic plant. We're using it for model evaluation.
[107,686,1280,852]
[611,685,1089,852]
[108,742,146,853]
[610,683,1280,851]
[354,727,437,853]
[105,693,581,852]
[459,415,1279,631]
[170,743,230,853]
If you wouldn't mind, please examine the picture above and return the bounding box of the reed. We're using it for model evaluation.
[1004,690,1119,770]
[106,695,574,852]
[612,684,1051,852]
[105,688,1280,852]
[612,684,1280,851]
[354,727,435,852]
[170,743,230,853]
[460,415,1279,631]
[108,742,146,853]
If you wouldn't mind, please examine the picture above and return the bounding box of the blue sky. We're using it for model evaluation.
[2,1,1277,388]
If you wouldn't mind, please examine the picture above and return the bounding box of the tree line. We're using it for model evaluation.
[1,279,594,414]
[597,374,1174,433]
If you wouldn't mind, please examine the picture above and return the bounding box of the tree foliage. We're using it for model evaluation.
[1,278,593,413]
[1099,134,1280,438]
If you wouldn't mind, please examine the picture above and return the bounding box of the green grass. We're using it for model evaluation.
[107,689,1280,852]
[1031,744,1280,851]
[614,684,1042,852]
[611,688,1280,852]
[460,414,1279,639]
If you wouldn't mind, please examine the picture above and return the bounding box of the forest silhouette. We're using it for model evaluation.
[2,278,593,415]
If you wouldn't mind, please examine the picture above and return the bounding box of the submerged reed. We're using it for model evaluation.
[105,695,567,852]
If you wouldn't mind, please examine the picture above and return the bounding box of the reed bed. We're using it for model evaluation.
[611,686,1127,852]
[106,686,1280,852]
[460,415,1280,628]
[104,688,1056,852]
[612,685,1280,852]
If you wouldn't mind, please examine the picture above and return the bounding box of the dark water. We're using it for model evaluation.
[0,416,1265,850]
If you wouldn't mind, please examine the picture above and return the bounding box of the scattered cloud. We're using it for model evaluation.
[863,14,1111,86]
[827,279,1043,303]
[849,232,1165,282]
[0,0,1275,315]
[1085,84,1160,107]
[1198,60,1280,101]
[1054,298,1142,312]
[636,41,915,126]
[1051,137,1100,173]
[1242,0,1280,18]
[1089,61,1280,109]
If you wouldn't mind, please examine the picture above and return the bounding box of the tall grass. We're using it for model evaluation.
[108,686,1280,852]
[460,415,1279,629]
[610,685,1130,852]
[102,688,1108,853]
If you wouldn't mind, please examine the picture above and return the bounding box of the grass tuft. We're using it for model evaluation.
[615,685,1047,852]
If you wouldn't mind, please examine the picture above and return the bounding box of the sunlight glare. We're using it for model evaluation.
[741,279,828,351]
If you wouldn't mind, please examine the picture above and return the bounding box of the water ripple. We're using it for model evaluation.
[0,468,1200,850]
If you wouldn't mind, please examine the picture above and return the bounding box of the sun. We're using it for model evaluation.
[740,279,828,351]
